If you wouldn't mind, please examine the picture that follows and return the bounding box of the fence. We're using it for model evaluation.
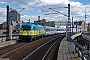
[0,34,18,42]
[70,33,90,60]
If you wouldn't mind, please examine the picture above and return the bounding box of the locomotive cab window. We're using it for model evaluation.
[22,25,31,30]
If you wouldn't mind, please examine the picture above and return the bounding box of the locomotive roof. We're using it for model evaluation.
[22,23,36,26]
[36,24,44,27]
[21,23,44,28]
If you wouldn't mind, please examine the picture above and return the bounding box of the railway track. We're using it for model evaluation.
[0,43,29,57]
[1,34,65,60]
[23,35,65,60]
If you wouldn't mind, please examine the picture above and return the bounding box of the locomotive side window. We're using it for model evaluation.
[22,25,31,30]
[33,26,37,30]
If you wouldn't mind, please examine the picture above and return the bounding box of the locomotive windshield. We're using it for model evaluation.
[21,25,31,30]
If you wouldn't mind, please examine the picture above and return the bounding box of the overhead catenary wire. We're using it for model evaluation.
[39,0,50,12]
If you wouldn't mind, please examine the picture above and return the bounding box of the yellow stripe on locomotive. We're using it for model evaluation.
[19,30,45,36]
[20,30,40,36]
[39,30,45,35]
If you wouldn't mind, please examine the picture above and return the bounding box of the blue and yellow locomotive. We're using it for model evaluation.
[19,23,45,41]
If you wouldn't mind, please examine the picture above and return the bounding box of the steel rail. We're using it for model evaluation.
[41,37,60,60]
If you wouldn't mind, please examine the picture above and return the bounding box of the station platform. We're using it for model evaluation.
[57,37,82,60]
[0,40,16,48]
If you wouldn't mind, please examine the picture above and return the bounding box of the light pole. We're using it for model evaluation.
[6,5,9,40]
[68,4,71,39]
[72,17,73,33]
[84,8,86,32]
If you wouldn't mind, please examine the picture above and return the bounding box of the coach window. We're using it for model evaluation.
[46,28,49,31]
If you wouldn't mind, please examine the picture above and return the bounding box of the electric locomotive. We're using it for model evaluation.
[19,23,45,41]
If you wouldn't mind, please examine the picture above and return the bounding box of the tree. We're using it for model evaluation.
[51,21,55,27]
[34,20,37,25]
[87,27,90,31]
[42,19,46,26]
[46,24,50,26]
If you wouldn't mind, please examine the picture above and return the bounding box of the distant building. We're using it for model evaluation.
[9,9,20,23]
[72,20,87,32]
[55,20,67,28]
[88,22,90,26]
[55,20,88,32]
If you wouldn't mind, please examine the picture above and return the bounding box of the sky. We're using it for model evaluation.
[0,0,90,24]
